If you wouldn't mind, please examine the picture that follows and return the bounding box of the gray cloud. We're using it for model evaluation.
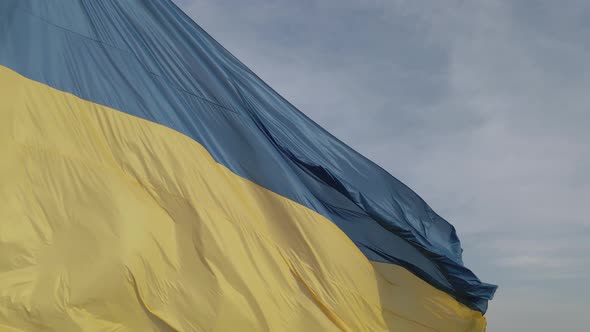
[175,1,590,330]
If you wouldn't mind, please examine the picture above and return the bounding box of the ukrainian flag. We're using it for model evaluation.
[0,1,496,331]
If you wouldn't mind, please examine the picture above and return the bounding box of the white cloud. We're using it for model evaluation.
[175,1,590,330]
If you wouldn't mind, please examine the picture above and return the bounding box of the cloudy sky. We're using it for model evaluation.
[174,1,589,330]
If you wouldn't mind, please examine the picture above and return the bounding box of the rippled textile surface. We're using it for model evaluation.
[0,0,495,331]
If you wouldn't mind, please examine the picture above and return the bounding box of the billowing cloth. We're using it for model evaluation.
[0,0,495,331]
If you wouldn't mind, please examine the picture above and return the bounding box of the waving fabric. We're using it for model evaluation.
[0,1,495,331]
